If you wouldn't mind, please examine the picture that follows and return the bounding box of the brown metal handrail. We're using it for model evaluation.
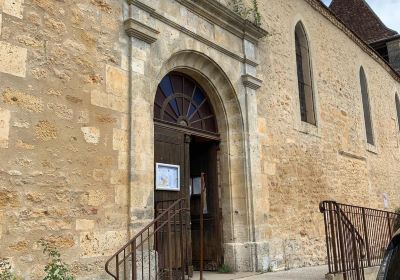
[320,201,400,280]
[105,198,190,280]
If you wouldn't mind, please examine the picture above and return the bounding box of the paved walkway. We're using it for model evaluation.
[191,266,328,280]
[242,266,327,280]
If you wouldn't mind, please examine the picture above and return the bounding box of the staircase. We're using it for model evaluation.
[105,199,191,280]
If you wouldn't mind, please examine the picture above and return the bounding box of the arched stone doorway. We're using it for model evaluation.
[154,71,222,271]
[131,50,251,271]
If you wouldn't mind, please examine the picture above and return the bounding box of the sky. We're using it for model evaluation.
[322,0,400,33]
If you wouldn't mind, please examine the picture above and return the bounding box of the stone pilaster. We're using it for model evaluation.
[239,38,269,271]
[124,0,157,237]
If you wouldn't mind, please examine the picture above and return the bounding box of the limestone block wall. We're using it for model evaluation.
[251,0,400,270]
[1,0,400,277]
[0,0,131,278]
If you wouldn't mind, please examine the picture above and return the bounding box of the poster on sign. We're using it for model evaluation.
[155,163,180,191]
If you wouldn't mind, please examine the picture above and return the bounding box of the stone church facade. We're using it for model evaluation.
[0,0,400,279]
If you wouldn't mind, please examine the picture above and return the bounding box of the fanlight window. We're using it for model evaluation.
[154,72,217,133]
[295,22,316,125]
[359,67,374,145]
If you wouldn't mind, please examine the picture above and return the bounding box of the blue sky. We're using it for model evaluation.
[322,0,400,32]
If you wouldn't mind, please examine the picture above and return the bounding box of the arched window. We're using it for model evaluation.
[359,67,374,145]
[396,94,400,131]
[154,72,217,133]
[295,22,316,125]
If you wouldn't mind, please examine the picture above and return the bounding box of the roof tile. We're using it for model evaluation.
[329,0,398,43]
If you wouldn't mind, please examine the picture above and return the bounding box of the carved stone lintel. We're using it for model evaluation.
[176,0,268,44]
[242,74,262,90]
[124,18,159,44]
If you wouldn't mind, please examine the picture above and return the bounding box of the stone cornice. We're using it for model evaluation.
[242,74,263,90]
[306,0,400,82]
[176,0,268,44]
[129,0,260,66]
[124,18,159,44]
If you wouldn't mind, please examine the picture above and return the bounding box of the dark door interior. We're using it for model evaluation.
[189,136,222,271]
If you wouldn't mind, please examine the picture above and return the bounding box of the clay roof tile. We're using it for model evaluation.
[329,0,398,43]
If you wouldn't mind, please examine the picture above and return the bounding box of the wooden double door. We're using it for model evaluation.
[154,124,223,272]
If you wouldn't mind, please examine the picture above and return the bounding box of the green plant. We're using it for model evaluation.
[39,239,75,280]
[228,0,262,26]
[252,0,262,27]
[217,264,233,274]
[229,0,251,19]
[0,258,21,280]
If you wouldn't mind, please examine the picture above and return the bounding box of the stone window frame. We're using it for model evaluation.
[291,18,321,137]
[358,66,378,154]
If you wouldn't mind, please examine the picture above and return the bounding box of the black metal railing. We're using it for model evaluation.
[320,201,400,280]
[105,199,190,280]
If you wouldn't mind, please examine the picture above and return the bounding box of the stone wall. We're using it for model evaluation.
[1,0,400,278]
[0,0,130,278]
[253,0,400,270]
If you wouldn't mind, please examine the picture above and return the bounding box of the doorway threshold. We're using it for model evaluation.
[191,271,261,280]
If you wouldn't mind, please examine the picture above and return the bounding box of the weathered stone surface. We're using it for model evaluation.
[3,0,24,19]
[35,120,57,141]
[0,0,399,278]
[76,219,95,231]
[2,88,43,112]
[79,231,127,258]
[0,108,10,148]
[47,103,74,120]
[106,65,128,97]
[81,127,100,144]
[0,41,27,77]
[113,128,128,151]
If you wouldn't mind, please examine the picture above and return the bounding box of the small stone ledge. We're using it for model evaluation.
[366,143,378,155]
[242,74,262,90]
[338,150,366,162]
[124,18,159,44]
[295,121,321,138]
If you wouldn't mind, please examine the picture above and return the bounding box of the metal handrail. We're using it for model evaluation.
[105,198,189,280]
[320,201,400,280]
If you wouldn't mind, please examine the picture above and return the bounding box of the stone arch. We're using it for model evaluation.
[150,50,251,267]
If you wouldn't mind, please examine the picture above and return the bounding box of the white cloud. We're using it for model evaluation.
[322,0,400,32]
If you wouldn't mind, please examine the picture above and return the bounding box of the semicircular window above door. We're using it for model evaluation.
[154,72,218,133]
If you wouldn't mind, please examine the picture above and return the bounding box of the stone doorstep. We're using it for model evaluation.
[191,271,260,280]
[325,266,380,280]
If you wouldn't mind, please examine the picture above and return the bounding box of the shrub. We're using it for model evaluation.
[228,0,263,26]
[0,259,21,280]
[217,264,233,274]
[39,240,75,280]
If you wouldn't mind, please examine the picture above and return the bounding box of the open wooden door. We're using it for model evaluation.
[154,71,221,275]
[154,125,192,277]
[190,139,222,271]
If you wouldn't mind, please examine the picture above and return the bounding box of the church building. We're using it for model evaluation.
[0,0,400,278]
